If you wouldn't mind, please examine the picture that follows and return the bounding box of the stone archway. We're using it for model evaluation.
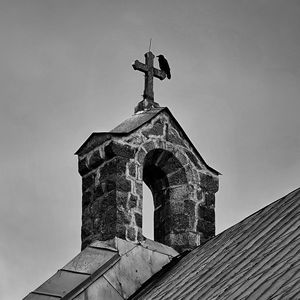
[143,149,190,249]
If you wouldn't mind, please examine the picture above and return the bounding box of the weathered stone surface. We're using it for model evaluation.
[200,173,219,193]
[137,148,147,163]
[81,238,92,251]
[167,168,187,186]
[82,172,95,191]
[184,200,196,216]
[82,218,93,236]
[167,185,190,202]
[127,227,137,241]
[143,140,155,152]
[165,214,190,234]
[164,232,200,253]
[116,177,132,193]
[184,164,195,183]
[175,151,188,166]
[105,141,135,159]
[137,228,143,241]
[205,193,215,207]
[116,192,128,210]
[117,210,131,225]
[81,218,93,248]
[198,206,215,223]
[156,139,166,149]
[166,142,175,153]
[129,194,138,209]
[100,224,116,240]
[78,156,90,176]
[166,128,186,147]
[93,217,101,230]
[99,194,116,221]
[82,206,90,220]
[116,224,126,240]
[142,120,164,137]
[161,155,183,175]
[196,220,215,237]
[82,190,92,207]
[100,157,127,180]
[88,150,104,169]
[185,150,201,169]
[128,161,136,178]
[135,213,143,228]
[135,182,143,195]
[165,201,184,215]
[94,184,104,198]
[196,190,203,201]
[95,180,116,196]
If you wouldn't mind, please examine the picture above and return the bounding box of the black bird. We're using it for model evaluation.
[157,54,171,79]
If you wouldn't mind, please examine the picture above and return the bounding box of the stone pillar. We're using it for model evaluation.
[78,140,140,250]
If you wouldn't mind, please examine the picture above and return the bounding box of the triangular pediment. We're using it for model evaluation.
[75,107,219,175]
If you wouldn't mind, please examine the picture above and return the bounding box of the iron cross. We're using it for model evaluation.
[132,51,166,102]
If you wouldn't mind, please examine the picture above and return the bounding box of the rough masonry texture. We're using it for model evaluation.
[76,107,219,253]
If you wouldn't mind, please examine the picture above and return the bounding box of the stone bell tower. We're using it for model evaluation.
[75,52,219,253]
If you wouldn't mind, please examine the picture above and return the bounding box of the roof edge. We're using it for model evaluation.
[162,107,221,175]
[75,108,165,156]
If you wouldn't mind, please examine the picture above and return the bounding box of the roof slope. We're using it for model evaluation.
[75,108,164,155]
[24,238,178,300]
[131,188,300,300]
[110,108,165,133]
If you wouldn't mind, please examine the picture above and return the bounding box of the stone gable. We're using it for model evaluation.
[77,108,219,252]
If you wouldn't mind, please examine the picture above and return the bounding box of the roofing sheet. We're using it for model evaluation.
[24,244,120,300]
[131,188,300,300]
[24,238,178,300]
[34,270,90,298]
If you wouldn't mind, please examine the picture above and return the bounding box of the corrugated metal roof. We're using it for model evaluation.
[131,188,300,300]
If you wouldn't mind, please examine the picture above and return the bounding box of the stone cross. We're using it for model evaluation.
[132,51,166,102]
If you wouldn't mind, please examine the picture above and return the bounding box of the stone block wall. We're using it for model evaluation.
[77,111,219,252]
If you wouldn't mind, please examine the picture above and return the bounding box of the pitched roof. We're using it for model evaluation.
[111,108,165,133]
[130,188,300,300]
[23,238,178,300]
[75,108,164,156]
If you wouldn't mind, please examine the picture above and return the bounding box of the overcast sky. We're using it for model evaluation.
[1,1,300,299]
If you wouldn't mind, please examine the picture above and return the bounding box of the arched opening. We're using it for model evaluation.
[142,182,154,239]
[143,149,188,244]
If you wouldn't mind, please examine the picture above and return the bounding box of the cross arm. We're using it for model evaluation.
[132,60,147,73]
[153,68,166,80]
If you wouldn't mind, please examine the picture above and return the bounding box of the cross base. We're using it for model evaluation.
[134,99,161,114]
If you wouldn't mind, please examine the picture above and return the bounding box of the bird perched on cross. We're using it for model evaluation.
[157,54,171,79]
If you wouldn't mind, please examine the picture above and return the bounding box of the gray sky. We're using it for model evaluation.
[1,1,300,299]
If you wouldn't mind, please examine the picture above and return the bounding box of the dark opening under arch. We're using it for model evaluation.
[143,149,188,245]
